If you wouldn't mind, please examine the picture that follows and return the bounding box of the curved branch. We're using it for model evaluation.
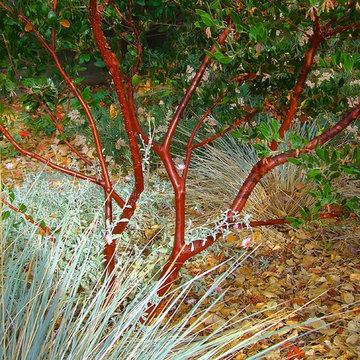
[33,95,93,167]
[1,198,57,242]
[12,12,113,195]
[270,17,323,151]
[0,122,101,185]
[231,103,360,215]
[193,109,258,149]
[182,90,229,179]
[89,0,144,193]
[162,27,233,151]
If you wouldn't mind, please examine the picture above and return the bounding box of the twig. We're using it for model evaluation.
[270,16,323,151]
[51,0,58,50]
[193,110,258,149]
[182,90,229,179]
[162,26,233,151]
[1,198,57,242]
[1,33,20,81]
[0,122,102,185]
[33,94,93,167]
[324,22,360,37]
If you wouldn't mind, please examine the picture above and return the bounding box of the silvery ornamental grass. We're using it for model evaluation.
[1,172,315,360]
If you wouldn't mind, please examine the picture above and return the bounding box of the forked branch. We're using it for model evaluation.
[1,198,57,242]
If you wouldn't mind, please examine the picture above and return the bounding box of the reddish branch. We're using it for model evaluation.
[89,0,145,272]
[0,2,128,273]
[324,21,360,37]
[162,27,232,151]
[33,95,93,167]
[12,12,114,195]
[270,17,323,151]
[145,208,352,320]
[111,1,142,76]
[51,0,58,50]
[1,33,20,81]
[231,103,360,216]
[0,118,125,207]
[182,90,229,179]
[193,110,258,149]
[1,198,56,242]
[0,122,101,184]
[154,102,360,301]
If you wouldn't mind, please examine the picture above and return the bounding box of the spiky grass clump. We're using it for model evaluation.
[1,195,311,360]
[187,136,316,224]
[0,170,317,360]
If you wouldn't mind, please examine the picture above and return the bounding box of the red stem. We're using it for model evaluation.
[146,208,352,319]
[162,27,232,151]
[33,95,93,167]
[1,33,20,81]
[193,110,258,149]
[1,198,56,242]
[182,91,229,179]
[270,18,323,151]
[89,0,143,193]
[111,2,142,76]
[156,103,360,299]
[51,0,58,50]
[15,13,113,196]
[0,122,101,185]
[89,1,144,257]
[231,103,360,215]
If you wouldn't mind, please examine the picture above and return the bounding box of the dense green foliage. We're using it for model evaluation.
[1,0,359,222]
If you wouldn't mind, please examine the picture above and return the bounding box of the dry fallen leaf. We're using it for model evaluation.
[226,234,237,242]
[109,104,119,118]
[350,273,360,282]
[341,292,354,304]
[301,255,316,267]
[24,23,33,32]
[59,19,71,28]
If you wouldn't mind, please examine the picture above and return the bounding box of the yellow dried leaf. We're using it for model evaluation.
[350,273,360,282]
[109,104,119,118]
[226,234,237,242]
[342,292,354,304]
[59,19,70,28]
[24,23,33,32]
[252,231,262,243]
[205,26,211,39]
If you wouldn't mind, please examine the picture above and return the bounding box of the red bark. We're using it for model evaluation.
[270,18,323,151]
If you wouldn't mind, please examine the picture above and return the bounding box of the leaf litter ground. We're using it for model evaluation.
[1,116,360,360]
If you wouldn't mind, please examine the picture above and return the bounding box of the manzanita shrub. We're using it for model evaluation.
[1,0,359,315]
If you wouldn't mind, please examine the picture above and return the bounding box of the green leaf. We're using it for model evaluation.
[94,60,105,68]
[195,9,215,26]
[47,10,57,25]
[325,241,332,250]
[210,0,221,9]
[132,74,141,86]
[2,211,10,221]
[307,169,322,179]
[249,23,267,43]
[8,189,15,203]
[288,157,301,165]
[19,203,27,212]
[315,147,325,161]
[230,10,243,32]
[286,216,303,228]
[79,53,91,64]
